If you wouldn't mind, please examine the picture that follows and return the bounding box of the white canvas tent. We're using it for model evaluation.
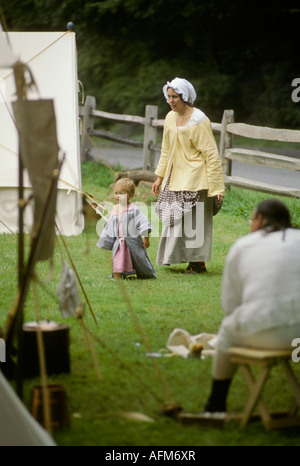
[0,31,84,235]
[0,371,56,446]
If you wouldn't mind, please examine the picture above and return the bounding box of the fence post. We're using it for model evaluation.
[219,109,234,181]
[143,105,158,171]
[80,95,96,162]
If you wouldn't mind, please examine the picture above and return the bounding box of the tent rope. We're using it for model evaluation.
[76,307,102,380]
[115,278,175,406]
[2,31,71,81]
[54,230,168,404]
[59,177,111,219]
[56,179,176,406]
[55,221,98,326]
[82,322,167,406]
[0,218,15,234]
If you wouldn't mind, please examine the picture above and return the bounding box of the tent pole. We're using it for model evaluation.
[18,149,24,288]
[4,165,61,398]
[16,153,25,398]
[13,61,26,398]
[13,61,25,288]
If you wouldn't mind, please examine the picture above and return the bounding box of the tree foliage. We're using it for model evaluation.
[1,0,299,127]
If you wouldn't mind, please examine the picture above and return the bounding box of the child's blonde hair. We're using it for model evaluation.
[114,177,135,197]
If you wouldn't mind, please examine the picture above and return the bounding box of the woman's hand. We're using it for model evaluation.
[216,193,224,202]
[152,176,163,196]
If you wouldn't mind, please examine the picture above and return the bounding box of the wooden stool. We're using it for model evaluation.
[228,347,300,430]
[31,384,69,428]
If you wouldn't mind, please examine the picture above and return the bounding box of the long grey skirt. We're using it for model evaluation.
[156,192,213,266]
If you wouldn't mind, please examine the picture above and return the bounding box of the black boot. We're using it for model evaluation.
[186,262,207,274]
[203,378,232,413]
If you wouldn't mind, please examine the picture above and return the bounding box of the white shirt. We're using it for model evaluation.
[221,228,300,335]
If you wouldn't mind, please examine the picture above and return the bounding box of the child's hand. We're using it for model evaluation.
[142,237,150,249]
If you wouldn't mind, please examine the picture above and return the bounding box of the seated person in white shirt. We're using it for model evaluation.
[203,198,300,413]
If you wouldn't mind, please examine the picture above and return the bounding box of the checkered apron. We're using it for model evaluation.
[155,170,201,227]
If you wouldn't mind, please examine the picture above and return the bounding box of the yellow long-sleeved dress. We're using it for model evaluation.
[154,108,225,266]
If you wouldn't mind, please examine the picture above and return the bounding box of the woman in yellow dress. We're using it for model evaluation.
[152,77,225,274]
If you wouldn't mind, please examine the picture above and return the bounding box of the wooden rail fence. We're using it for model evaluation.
[79,96,300,199]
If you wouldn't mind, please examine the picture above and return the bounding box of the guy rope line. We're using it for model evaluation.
[1,169,176,409]
[59,177,177,406]
[59,177,111,220]
[114,278,175,407]
[59,178,176,407]
[82,321,167,406]
[0,218,15,234]
[55,221,98,326]
[49,232,170,404]
[53,229,169,405]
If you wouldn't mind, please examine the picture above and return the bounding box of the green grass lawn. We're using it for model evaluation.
[1,161,300,446]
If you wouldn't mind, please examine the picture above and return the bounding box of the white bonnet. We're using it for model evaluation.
[163,77,197,105]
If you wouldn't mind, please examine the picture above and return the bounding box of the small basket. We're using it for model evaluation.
[213,196,223,216]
